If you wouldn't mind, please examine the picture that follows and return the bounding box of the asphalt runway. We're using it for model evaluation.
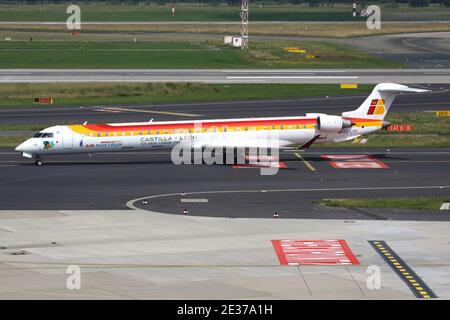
[341,32,450,69]
[0,147,449,220]
[0,84,447,126]
[1,68,450,84]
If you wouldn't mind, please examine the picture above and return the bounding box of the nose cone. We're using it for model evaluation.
[15,142,25,152]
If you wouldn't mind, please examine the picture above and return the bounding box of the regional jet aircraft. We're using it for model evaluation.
[16,83,428,166]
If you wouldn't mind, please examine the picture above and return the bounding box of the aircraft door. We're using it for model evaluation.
[61,126,74,151]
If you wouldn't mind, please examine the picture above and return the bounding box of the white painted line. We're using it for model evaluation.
[0,73,32,75]
[227,76,359,79]
[102,107,202,117]
[223,70,348,73]
[180,198,209,203]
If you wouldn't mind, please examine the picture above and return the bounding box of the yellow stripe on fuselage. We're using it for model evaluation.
[352,121,382,127]
[68,124,317,136]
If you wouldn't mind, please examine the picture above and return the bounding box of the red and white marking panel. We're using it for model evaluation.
[322,154,388,169]
[271,239,360,266]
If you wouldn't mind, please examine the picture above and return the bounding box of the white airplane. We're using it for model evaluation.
[16,83,428,166]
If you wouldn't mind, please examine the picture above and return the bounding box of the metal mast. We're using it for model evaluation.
[240,0,249,49]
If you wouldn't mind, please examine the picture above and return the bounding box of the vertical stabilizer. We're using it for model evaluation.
[342,83,429,120]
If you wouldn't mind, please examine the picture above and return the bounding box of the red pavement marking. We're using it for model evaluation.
[322,154,388,169]
[271,239,360,266]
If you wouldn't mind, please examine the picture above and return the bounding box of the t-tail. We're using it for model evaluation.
[342,83,429,123]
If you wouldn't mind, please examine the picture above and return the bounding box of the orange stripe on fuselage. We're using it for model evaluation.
[69,118,317,135]
[343,117,383,127]
[87,118,317,132]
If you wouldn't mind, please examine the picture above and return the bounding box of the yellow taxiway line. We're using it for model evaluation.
[294,152,316,171]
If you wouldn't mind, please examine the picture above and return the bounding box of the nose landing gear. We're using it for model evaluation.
[34,159,43,166]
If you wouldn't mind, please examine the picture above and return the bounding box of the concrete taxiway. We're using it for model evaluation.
[1,210,449,299]
[1,68,450,84]
[341,32,450,69]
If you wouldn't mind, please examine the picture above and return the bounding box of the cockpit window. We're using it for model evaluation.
[33,132,54,138]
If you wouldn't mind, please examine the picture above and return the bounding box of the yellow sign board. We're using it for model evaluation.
[283,47,306,53]
[340,84,358,89]
[436,110,450,117]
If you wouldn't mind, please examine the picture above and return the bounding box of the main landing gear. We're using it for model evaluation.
[34,158,43,166]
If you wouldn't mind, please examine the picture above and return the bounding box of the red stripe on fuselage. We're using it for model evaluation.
[84,118,317,132]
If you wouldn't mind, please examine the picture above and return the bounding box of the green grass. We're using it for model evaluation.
[380,112,450,135]
[0,40,401,69]
[0,4,447,22]
[0,124,47,131]
[0,41,243,69]
[0,83,373,108]
[0,4,367,22]
[317,111,450,148]
[0,136,28,148]
[317,197,450,211]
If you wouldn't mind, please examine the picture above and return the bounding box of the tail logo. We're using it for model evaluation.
[367,99,385,115]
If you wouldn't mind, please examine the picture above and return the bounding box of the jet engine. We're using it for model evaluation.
[317,115,354,132]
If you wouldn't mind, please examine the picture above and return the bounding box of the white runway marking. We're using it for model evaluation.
[180,198,209,203]
[101,107,202,117]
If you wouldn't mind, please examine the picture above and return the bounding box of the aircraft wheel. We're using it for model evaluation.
[34,160,43,166]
